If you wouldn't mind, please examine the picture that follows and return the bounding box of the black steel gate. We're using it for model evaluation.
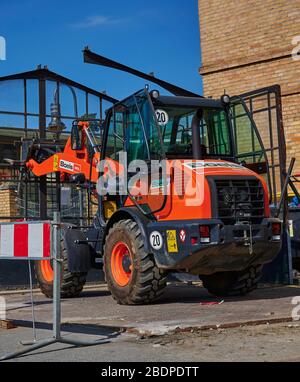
[235,85,291,284]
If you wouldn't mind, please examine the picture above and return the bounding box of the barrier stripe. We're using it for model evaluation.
[0,222,51,259]
[14,224,28,257]
[28,223,42,258]
[0,225,14,258]
[43,223,51,258]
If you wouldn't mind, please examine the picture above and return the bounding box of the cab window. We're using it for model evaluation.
[155,106,232,159]
[105,107,125,160]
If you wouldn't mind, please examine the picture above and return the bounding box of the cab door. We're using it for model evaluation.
[100,91,167,218]
[123,90,167,216]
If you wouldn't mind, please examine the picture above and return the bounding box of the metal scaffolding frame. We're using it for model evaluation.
[0,67,116,221]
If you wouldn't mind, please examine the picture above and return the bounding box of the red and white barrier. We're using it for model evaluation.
[0,222,51,260]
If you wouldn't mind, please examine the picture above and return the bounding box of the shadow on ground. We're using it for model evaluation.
[11,319,120,339]
[78,283,300,305]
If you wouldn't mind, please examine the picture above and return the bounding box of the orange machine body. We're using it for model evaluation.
[26,124,100,183]
[26,140,270,223]
[123,159,270,222]
[24,123,281,276]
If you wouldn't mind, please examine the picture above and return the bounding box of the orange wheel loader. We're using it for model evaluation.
[22,49,282,304]
[24,86,282,304]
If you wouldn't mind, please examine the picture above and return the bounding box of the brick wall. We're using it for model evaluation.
[0,187,18,222]
[198,0,300,177]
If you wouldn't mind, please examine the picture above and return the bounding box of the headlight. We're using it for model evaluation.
[150,89,160,99]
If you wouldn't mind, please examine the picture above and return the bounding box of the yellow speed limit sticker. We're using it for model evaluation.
[166,230,178,253]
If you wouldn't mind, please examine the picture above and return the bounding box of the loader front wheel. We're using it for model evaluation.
[104,219,167,305]
[200,265,263,297]
[34,239,87,298]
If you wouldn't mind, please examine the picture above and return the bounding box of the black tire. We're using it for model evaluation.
[103,219,167,305]
[200,265,263,297]
[34,239,87,298]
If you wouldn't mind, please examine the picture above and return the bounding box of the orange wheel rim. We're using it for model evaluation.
[111,242,133,287]
[40,260,54,282]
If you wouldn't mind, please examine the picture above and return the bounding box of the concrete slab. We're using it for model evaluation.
[1,283,300,336]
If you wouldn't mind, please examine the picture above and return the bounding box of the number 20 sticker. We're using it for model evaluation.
[155,109,169,126]
[150,231,163,250]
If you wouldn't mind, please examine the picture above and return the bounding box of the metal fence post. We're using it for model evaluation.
[52,211,61,340]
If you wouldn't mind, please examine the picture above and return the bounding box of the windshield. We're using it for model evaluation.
[153,106,232,159]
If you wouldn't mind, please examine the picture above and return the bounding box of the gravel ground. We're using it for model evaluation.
[1,322,300,362]
[135,322,300,362]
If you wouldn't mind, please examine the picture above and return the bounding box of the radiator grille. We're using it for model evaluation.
[214,178,265,224]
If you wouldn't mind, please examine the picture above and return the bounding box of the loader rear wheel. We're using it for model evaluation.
[200,265,263,297]
[104,219,167,305]
[34,239,87,298]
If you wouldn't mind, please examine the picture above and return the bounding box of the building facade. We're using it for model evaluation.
[198,0,300,175]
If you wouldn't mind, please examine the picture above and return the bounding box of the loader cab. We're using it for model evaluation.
[100,89,269,218]
[102,88,268,172]
[102,89,263,164]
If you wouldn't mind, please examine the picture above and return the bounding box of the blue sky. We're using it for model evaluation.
[0,0,202,100]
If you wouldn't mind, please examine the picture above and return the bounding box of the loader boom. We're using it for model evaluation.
[25,121,100,182]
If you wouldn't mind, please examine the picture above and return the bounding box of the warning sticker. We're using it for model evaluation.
[179,229,186,243]
[53,154,59,171]
[166,230,178,253]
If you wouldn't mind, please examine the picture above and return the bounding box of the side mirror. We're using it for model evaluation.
[69,173,86,184]
[71,124,83,150]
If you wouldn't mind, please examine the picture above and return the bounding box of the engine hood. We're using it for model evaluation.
[153,159,270,221]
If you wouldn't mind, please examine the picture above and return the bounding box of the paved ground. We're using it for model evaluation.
[0,283,300,361]
[2,283,299,334]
